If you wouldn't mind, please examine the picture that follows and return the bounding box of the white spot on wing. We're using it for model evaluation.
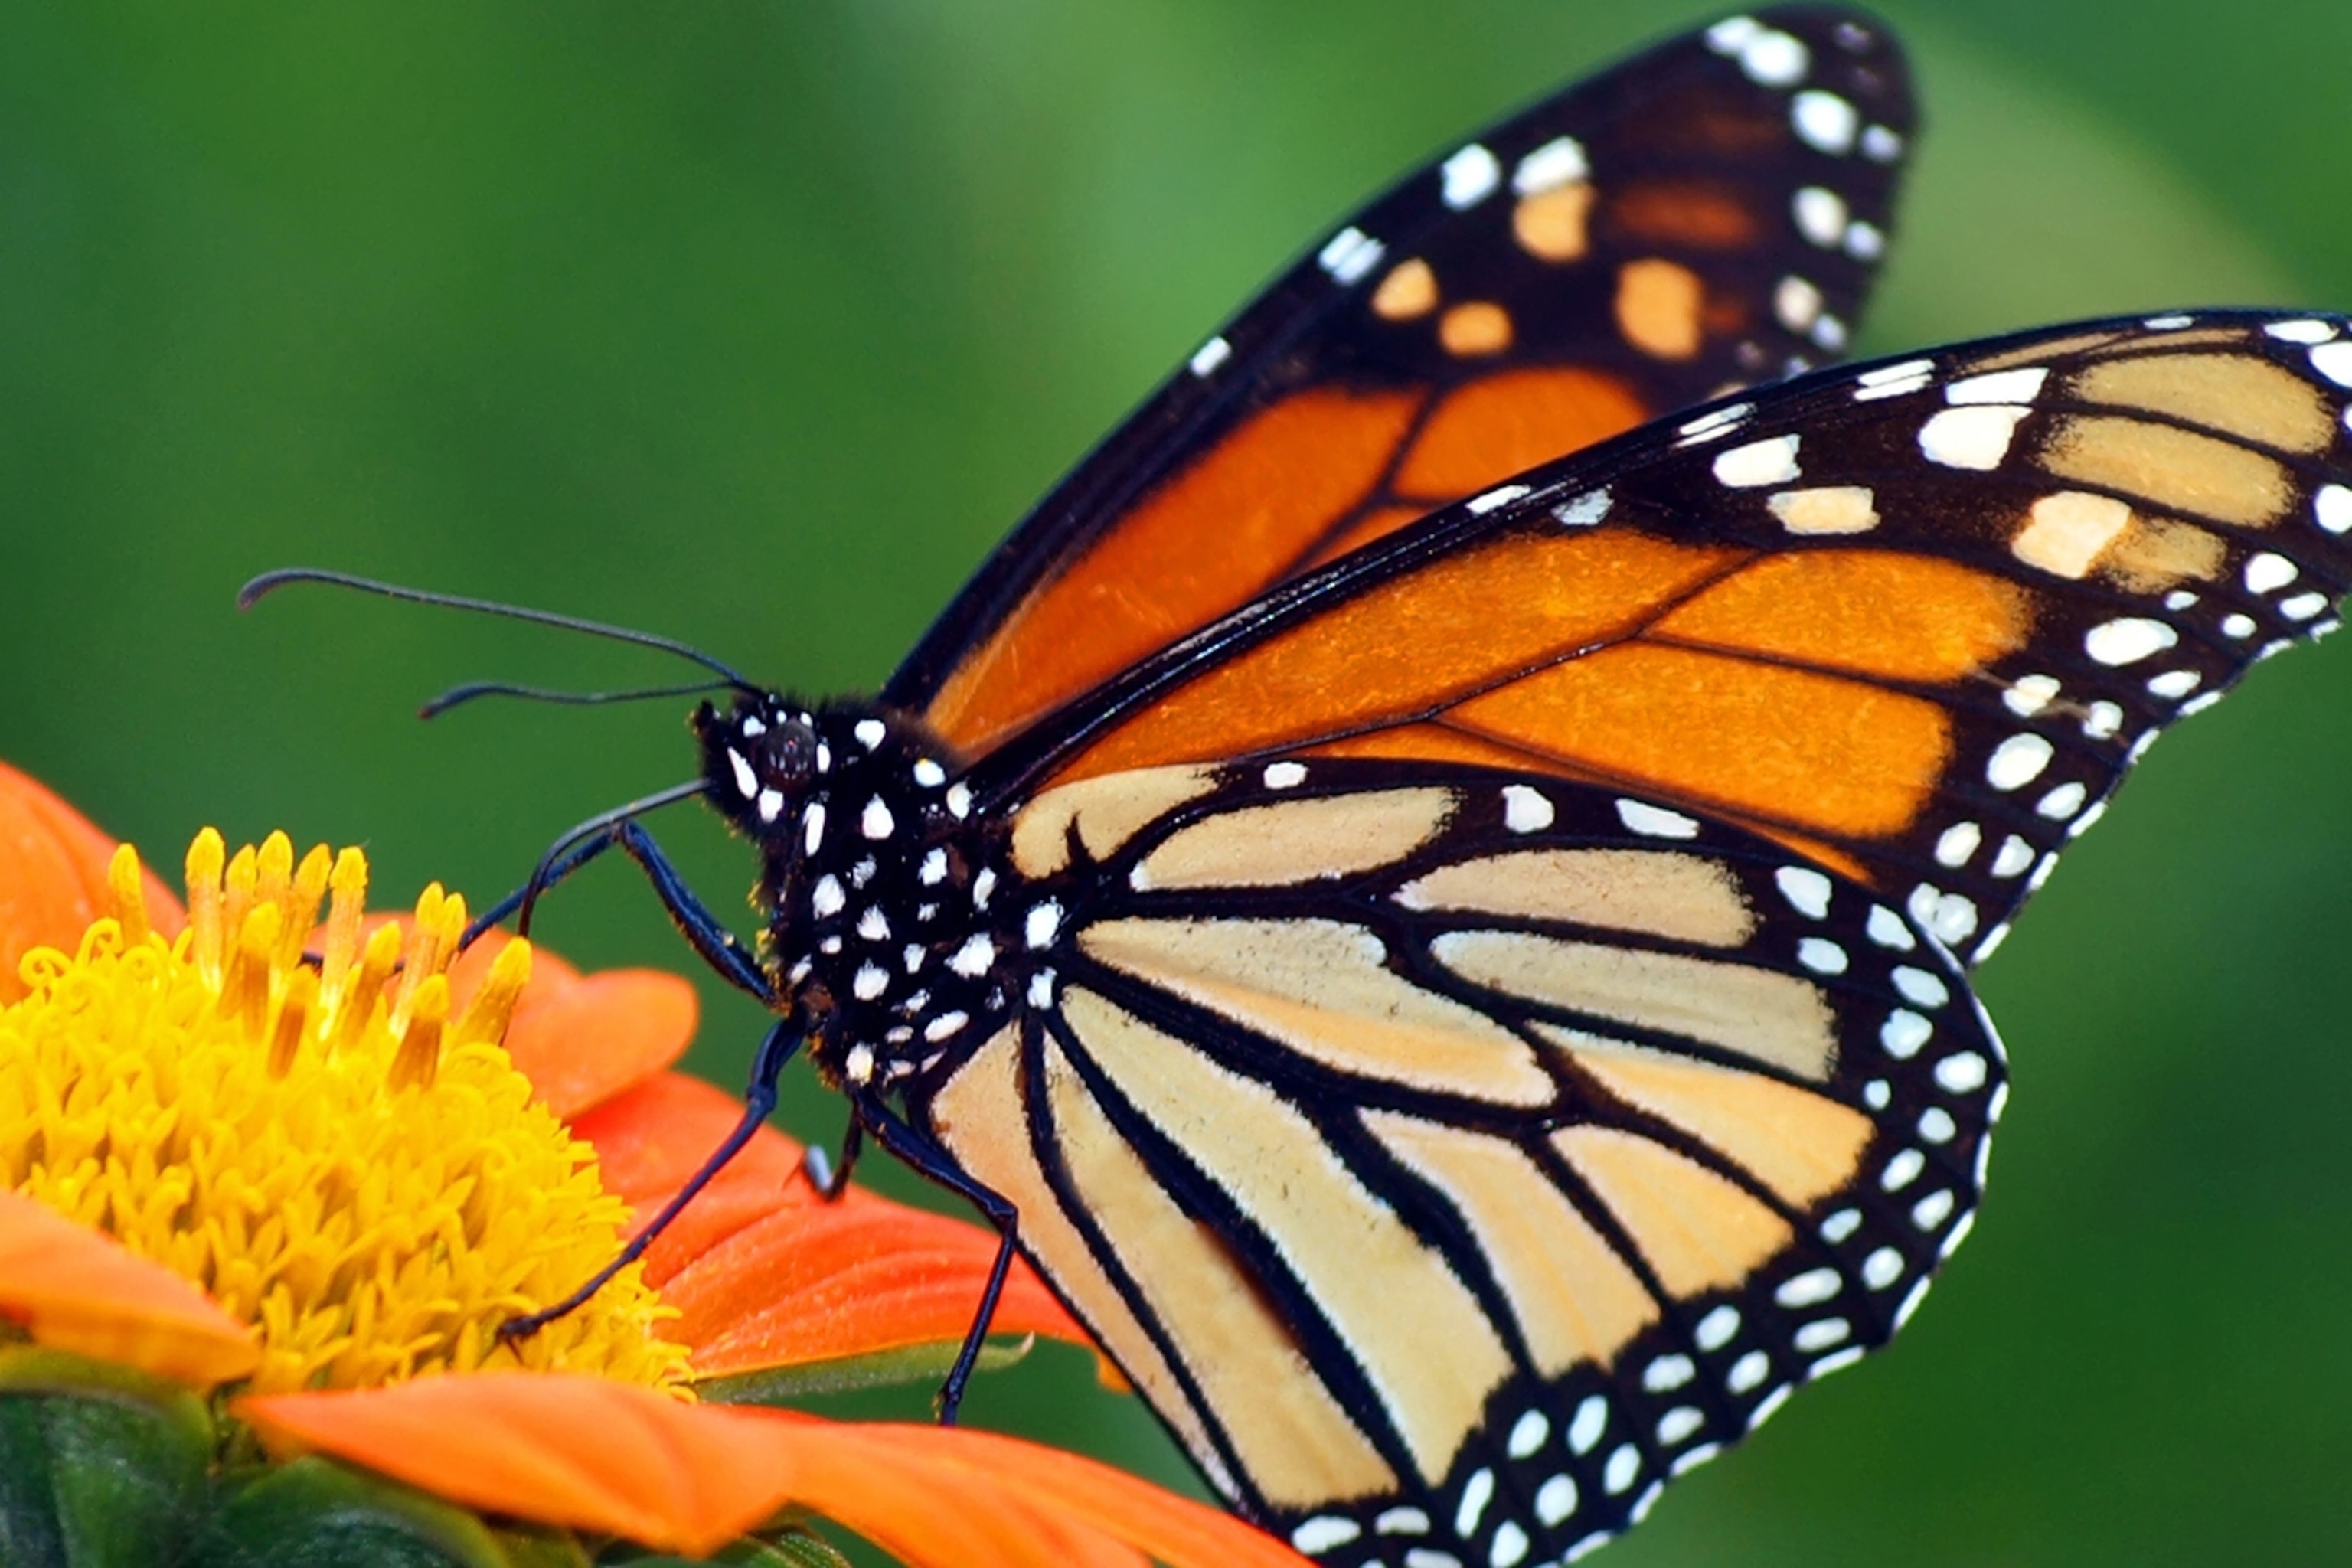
[1776,1267,1841,1308]
[1567,1393,1609,1453]
[1775,865,1831,918]
[1797,937,1847,975]
[2314,484,2352,534]
[1713,433,1802,487]
[2308,341,2352,387]
[1501,785,1553,833]
[1945,366,2047,404]
[1791,90,1858,153]
[1554,488,1612,528]
[2246,552,2298,594]
[1292,1518,1361,1554]
[1865,904,1915,950]
[1734,25,1809,85]
[1985,733,2054,790]
[1616,799,1700,838]
[2085,616,2177,665]
[1440,142,1501,208]
[1774,275,1823,332]
[1188,336,1233,377]
[1676,403,1753,444]
[1919,405,2029,469]
[2004,672,2060,715]
[1468,482,1530,514]
[1792,186,1847,247]
[1881,1009,1931,1059]
[1936,1051,1989,1093]
[1511,136,1590,194]
[1318,226,1386,285]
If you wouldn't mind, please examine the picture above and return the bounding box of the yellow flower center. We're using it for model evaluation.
[0,829,690,1396]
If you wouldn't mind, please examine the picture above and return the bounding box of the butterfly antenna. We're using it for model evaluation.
[419,677,734,721]
[238,567,758,691]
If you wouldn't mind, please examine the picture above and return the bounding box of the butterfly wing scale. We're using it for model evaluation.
[890,6,1915,760]
[917,759,2002,1562]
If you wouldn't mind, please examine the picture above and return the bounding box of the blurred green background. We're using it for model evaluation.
[6,1,2352,1562]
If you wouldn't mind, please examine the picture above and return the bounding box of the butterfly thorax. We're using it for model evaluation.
[695,694,1019,1092]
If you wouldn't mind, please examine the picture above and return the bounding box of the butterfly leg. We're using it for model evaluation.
[469,819,774,1005]
[801,1116,864,1200]
[848,1090,1018,1426]
[498,1011,805,1341]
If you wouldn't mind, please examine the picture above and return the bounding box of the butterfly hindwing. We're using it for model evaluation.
[893,7,1916,760]
[978,311,2352,965]
[915,758,2001,1563]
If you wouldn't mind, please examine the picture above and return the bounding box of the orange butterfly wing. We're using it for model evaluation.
[888,9,1916,760]
[974,314,2352,962]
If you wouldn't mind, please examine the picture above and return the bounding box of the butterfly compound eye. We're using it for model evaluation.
[697,697,819,817]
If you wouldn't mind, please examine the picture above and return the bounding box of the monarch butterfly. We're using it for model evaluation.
[246,5,2352,1563]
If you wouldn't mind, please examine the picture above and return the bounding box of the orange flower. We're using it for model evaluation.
[0,759,1302,1566]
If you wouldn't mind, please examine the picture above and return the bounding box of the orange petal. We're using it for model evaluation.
[0,1191,258,1387]
[747,1413,1310,1568]
[571,1069,805,1208]
[238,1373,811,1557]
[666,1184,1092,1375]
[575,1071,1093,1369]
[241,1377,1304,1568]
[502,967,697,1118]
[0,760,184,1002]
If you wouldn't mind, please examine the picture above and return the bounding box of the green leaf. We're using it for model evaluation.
[0,1397,67,1568]
[600,1530,853,1568]
[492,1523,595,1568]
[41,1392,214,1568]
[738,1529,857,1568]
[0,1345,213,1420]
[190,1456,514,1568]
[0,1348,219,1568]
[694,1335,1034,1405]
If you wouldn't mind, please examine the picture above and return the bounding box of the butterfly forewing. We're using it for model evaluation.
[979,312,2352,967]
[891,6,1915,760]
[913,760,2001,1563]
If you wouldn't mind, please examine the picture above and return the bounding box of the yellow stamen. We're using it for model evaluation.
[318,847,368,1013]
[106,844,149,950]
[0,834,688,1396]
[268,966,316,1078]
[455,939,533,1048]
[278,843,332,972]
[185,829,225,985]
[388,974,449,1093]
[337,923,404,1052]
